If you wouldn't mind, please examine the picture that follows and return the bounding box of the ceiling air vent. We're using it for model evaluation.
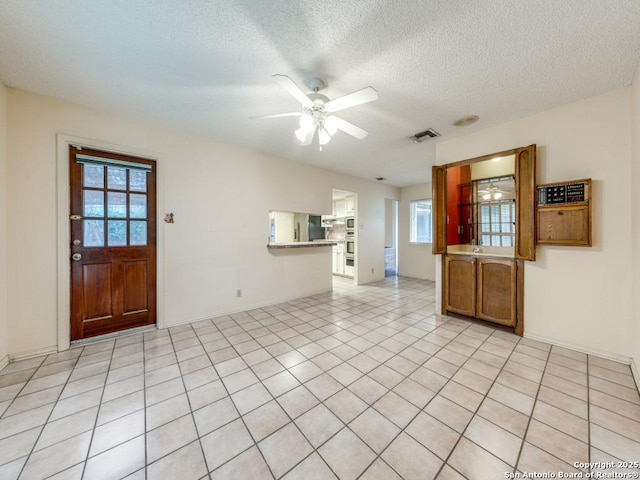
[412,128,440,143]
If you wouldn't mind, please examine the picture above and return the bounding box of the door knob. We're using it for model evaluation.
[72,253,82,261]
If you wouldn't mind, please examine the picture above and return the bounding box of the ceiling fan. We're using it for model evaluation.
[478,183,511,200]
[252,74,378,149]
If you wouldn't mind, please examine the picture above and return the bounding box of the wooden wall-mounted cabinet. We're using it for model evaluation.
[444,255,524,334]
[536,179,591,246]
[432,144,536,261]
[434,144,534,335]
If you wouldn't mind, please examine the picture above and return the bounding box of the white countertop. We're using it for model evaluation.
[267,240,338,249]
[447,244,515,258]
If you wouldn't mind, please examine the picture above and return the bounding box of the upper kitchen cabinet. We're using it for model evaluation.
[432,145,536,261]
[344,195,355,216]
[332,195,355,218]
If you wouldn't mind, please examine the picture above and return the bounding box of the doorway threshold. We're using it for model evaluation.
[70,325,157,348]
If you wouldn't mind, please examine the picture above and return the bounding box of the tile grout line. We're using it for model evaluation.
[78,340,119,480]
[4,277,638,479]
[13,349,84,479]
[167,323,223,478]
[511,341,552,475]
[194,318,281,479]
[198,281,437,479]
[271,285,441,479]
[417,326,525,480]
[142,331,149,480]
[353,319,481,479]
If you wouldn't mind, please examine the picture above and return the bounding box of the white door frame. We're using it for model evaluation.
[56,134,165,351]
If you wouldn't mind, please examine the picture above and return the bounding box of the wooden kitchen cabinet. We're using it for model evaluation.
[444,255,476,317]
[344,195,355,215]
[444,255,524,334]
[332,244,345,275]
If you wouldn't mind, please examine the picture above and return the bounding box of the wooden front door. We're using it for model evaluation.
[69,146,157,340]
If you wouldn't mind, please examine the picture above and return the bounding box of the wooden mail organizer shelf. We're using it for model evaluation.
[536,179,591,246]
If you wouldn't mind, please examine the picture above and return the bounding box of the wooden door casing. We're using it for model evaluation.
[514,145,537,261]
[431,165,447,255]
[69,147,157,340]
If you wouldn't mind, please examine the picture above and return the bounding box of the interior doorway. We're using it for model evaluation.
[328,189,357,284]
[385,199,398,277]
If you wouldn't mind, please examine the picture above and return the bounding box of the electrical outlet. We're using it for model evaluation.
[236,289,242,298]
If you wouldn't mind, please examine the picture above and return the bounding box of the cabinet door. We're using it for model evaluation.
[476,258,517,327]
[337,251,344,274]
[515,145,536,260]
[444,255,476,317]
[345,196,355,215]
[432,165,447,254]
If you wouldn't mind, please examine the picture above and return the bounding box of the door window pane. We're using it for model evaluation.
[108,192,127,218]
[83,164,104,188]
[83,190,104,217]
[129,170,147,192]
[108,220,127,246]
[129,194,147,219]
[84,220,105,247]
[107,166,127,190]
[130,221,147,246]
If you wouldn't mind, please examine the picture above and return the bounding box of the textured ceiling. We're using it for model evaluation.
[1,1,639,186]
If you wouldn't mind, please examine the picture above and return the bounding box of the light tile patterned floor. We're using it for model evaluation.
[1,276,639,479]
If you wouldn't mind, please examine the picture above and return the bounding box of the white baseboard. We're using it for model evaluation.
[161,288,333,330]
[524,332,639,393]
[524,332,632,364]
[8,346,58,363]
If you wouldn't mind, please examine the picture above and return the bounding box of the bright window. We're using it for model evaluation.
[410,199,432,244]
[478,200,515,246]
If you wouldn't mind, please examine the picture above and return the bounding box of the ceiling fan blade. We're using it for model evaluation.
[331,116,368,140]
[249,112,301,120]
[325,86,378,113]
[272,74,314,108]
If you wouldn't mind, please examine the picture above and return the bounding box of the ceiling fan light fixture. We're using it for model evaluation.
[295,126,312,143]
[324,116,338,136]
[299,114,314,129]
[493,191,503,199]
[258,74,378,148]
[482,193,491,200]
[318,127,332,146]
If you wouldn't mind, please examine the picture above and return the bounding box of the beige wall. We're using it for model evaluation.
[398,183,436,281]
[6,89,398,358]
[436,88,634,364]
[0,84,7,366]
[631,61,640,380]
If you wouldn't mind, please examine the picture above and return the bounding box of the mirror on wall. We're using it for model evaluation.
[446,154,515,247]
[269,211,327,244]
